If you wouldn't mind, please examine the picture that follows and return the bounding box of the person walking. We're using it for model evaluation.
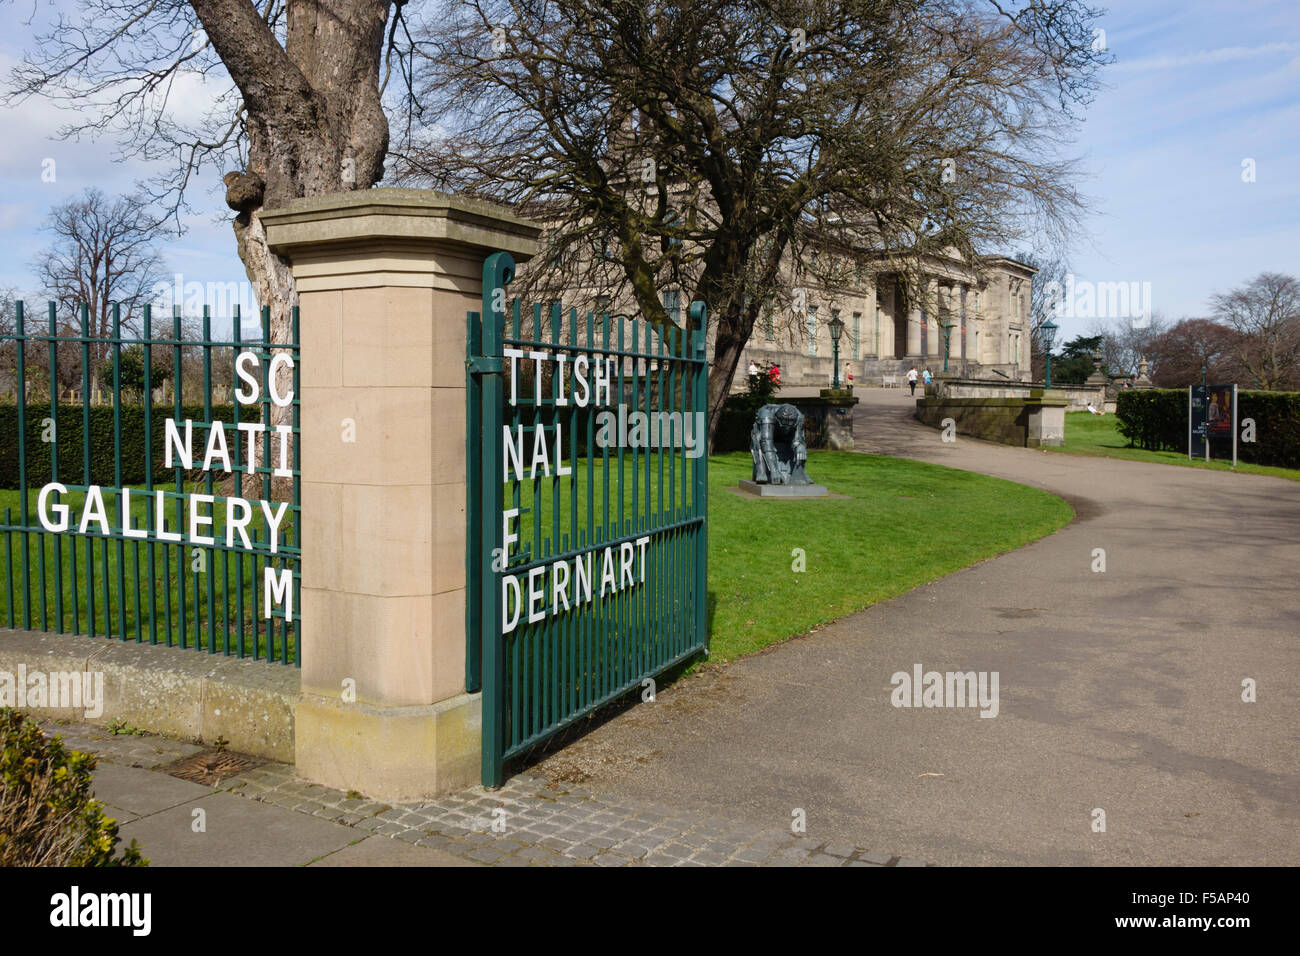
[922,367,933,388]
[907,365,919,396]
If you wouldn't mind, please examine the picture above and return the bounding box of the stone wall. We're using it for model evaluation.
[932,376,1111,412]
[732,355,1032,391]
[915,394,1067,448]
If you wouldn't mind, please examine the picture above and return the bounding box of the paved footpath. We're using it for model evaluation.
[54,719,921,867]
[528,389,1300,865]
[55,390,1299,866]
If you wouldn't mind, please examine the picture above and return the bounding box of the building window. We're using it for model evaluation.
[807,305,818,357]
[663,211,682,248]
[763,299,775,341]
[852,311,861,360]
[662,289,681,324]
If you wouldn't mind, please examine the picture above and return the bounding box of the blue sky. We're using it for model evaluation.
[0,0,1296,342]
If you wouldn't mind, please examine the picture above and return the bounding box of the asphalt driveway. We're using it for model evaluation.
[532,389,1300,865]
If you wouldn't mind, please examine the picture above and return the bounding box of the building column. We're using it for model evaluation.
[261,188,540,801]
[925,279,939,359]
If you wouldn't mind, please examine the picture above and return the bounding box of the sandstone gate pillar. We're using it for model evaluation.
[261,189,540,800]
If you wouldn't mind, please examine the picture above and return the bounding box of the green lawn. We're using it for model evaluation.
[1,450,1074,668]
[1045,412,1300,482]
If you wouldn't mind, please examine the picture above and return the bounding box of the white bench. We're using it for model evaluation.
[882,375,899,388]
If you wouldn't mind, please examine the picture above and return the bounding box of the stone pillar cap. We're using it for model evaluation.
[259,187,542,259]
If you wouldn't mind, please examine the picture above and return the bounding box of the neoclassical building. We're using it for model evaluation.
[731,253,1036,390]
[516,180,1035,391]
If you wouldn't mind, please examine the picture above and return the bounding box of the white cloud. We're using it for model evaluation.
[1112,42,1300,72]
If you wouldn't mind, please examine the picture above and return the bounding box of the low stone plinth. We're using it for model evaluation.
[738,480,830,497]
[933,376,1106,412]
[916,393,1068,448]
[792,394,859,451]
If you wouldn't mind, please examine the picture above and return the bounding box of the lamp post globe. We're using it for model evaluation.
[1041,319,1059,388]
[829,316,845,388]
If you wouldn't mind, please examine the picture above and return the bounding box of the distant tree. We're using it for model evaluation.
[1016,249,1070,382]
[33,189,168,399]
[1050,333,1103,385]
[1144,318,1242,388]
[102,346,147,402]
[1089,313,1168,381]
[1209,272,1300,390]
[0,287,18,395]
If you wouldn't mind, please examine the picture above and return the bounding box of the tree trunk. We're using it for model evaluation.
[704,309,749,454]
[190,0,392,499]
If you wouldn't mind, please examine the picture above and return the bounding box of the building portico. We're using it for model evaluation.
[736,254,1036,390]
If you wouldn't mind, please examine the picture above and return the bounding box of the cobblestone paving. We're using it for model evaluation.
[43,719,928,867]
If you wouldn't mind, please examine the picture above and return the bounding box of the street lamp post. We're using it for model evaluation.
[829,315,845,389]
[1041,319,1059,388]
[941,321,955,373]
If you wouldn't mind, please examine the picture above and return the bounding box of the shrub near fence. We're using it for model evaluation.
[1116,389,1300,468]
[0,404,236,489]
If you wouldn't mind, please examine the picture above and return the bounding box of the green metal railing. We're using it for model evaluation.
[468,252,709,786]
[0,302,301,665]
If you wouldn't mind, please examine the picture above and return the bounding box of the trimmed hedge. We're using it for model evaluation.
[715,393,768,453]
[0,404,238,489]
[1116,389,1300,468]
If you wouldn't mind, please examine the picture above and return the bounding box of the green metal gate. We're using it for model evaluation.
[0,302,300,665]
[467,252,709,786]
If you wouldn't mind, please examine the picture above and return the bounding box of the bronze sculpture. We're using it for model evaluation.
[749,403,813,485]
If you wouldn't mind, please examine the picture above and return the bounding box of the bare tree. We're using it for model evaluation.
[1016,248,1070,381]
[7,0,408,360]
[398,0,1108,444]
[9,0,417,495]
[32,189,168,399]
[1088,312,1167,381]
[1209,272,1300,391]
[0,287,19,397]
[1144,318,1243,388]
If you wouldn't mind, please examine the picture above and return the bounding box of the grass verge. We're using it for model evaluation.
[1044,412,1300,482]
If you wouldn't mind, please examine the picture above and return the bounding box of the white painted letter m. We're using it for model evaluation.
[264,567,294,622]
